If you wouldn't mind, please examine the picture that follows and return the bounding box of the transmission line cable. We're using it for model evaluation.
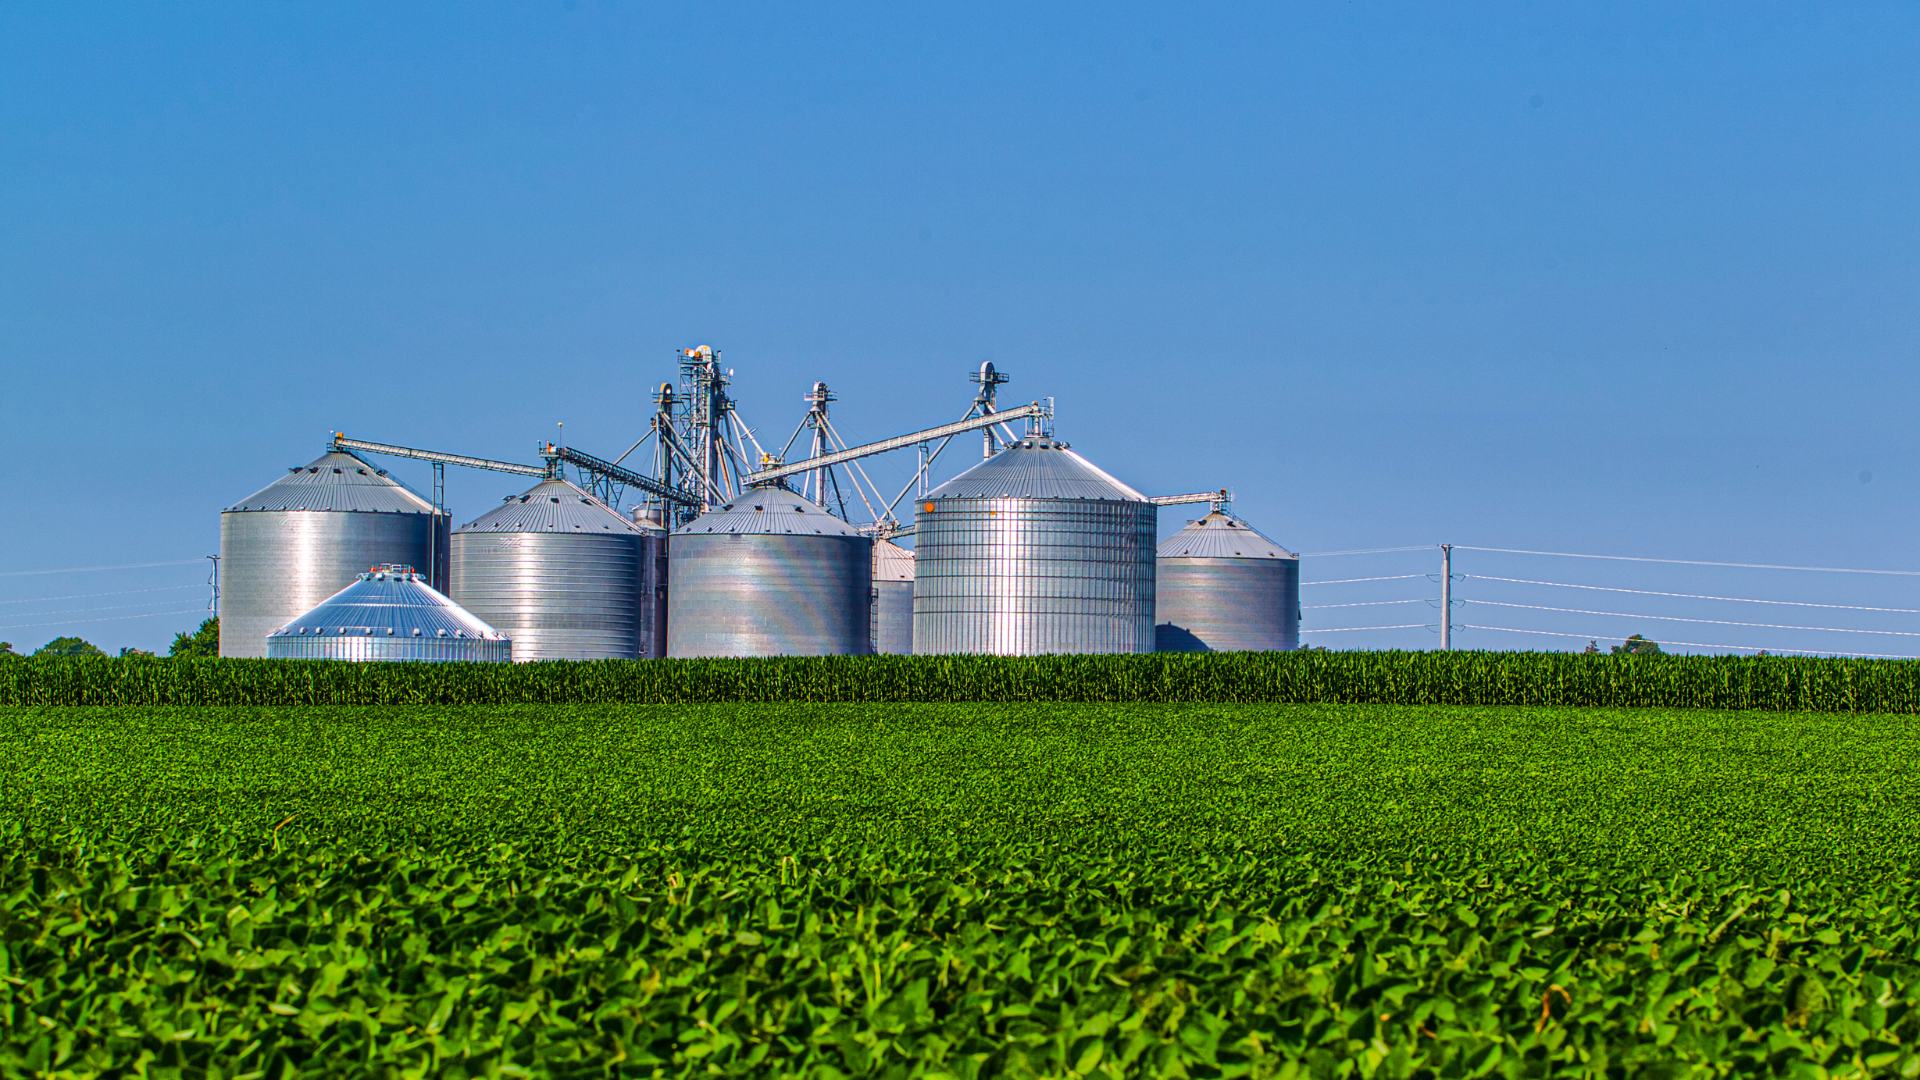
[0,599,221,620]
[0,558,206,578]
[1302,599,1427,610]
[1301,574,1426,587]
[0,608,209,633]
[1295,545,1430,558]
[1462,574,1920,615]
[1455,624,1919,660]
[1300,623,1428,633]
[1454,546,1920,578]
[1461,599,1920,638]
[0,584,203,607]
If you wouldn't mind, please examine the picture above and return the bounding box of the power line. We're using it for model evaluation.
[1460,598,1920,638]
[1302,599,1426,610]
[1456,624,1920,660]
[1301,574,1426,587]
[0,598,223,620]
[1454,545,1920,578]
[1300,623,1429,633]
[0,608,209,633]
[1294,545,1431,558]
[1463,574,1920,615]
[0,559,207,579]
[0,584,204,607]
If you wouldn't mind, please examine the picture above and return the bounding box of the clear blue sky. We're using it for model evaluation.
[3,3,1917,656]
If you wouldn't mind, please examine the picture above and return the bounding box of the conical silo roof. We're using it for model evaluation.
[874,537,915,581]
[926,437,1146,502]
[268,565,508,642]
[456,478,653,535]
[675,490,865,537]
[1157,511,1297,560]
[226,451,437,514]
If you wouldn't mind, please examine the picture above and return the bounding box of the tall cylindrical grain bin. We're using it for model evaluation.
[667,490,873,658]
[1154,511,1300,652]
[871,537,915,655]
[913,435,1156,655]
[219,450,447,658]
[451,477,666,660]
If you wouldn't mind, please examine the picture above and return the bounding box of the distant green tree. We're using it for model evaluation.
[119,646,155,658]
[0,641,19,660]
[1582,640,1600,655]
[35,636,107,658]
[170,617,220,658]
[1611,634,1663,656]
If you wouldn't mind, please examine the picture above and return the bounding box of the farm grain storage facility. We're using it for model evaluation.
[219,451,449,658]
[265,565,509,662]
[451,477,666,661]
[666,490,874,658]
[1154,510,1300,652]
[912,434,1157,655]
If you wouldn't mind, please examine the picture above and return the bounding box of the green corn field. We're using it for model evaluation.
[2,650,1918,711]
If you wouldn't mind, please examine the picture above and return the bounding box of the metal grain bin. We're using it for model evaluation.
[913,435,1157,655]
[1155,511,1300,652]
[219,451,448,658]
[667,491,874,658]
[872,537,915,655]
[266,565,510,662]
[451,478,666,661]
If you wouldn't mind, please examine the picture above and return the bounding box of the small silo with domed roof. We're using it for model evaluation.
[1154,507,1300,652]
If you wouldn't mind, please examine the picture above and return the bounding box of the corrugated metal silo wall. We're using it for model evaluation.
[265,634,510,662]
[218,510,437,658]
[644,533,669,658]
[666,534,874,657]
[912,499,1157,655]
[1154,556,1301,652]
[872,579,914,654]
[450,531,650,661]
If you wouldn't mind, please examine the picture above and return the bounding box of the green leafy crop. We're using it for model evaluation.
[3,702,1919,1076]
[8,650,1920,712]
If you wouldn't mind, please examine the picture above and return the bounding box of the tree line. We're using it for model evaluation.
[0,617,218,661]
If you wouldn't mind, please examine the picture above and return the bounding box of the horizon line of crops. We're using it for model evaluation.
[6,649,1920,711]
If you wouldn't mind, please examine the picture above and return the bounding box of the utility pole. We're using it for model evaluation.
[1439,544,1453,650]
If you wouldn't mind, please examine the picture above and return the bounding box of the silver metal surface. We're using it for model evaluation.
[667,491,874,657]
[331,434,547,477]
[1154,511,1301,652]
[744,402,1053,487]
[450,478,665,661]
[871,537,915,655]
[219,451,446,658]
[913,436,1157,655]
[266,565,510,662]
[1149,489,1232,507]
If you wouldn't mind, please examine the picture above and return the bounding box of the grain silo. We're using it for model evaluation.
[871,537,915,655]
[666,490,873,658]
[450,477,666,661]
[1155,511,1300,652]
[634,508,670,659]
[913,435,1156,655]
[265,565,509,662]
[219,450,448,658]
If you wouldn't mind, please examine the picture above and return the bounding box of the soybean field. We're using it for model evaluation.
[4,703,1919,1077]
